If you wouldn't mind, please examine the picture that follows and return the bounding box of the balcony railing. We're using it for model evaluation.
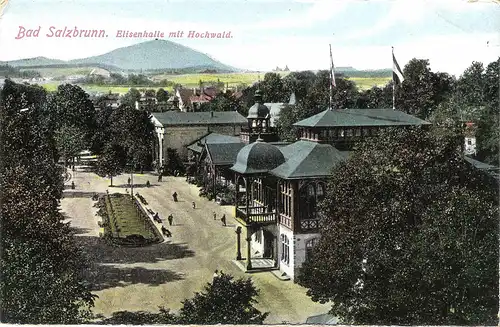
[279,214,292,228]
[300,219,321,231]
[236,206,276,224]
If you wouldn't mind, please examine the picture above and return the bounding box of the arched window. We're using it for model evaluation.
[306,238,319,259]
[307,184,315,197]
[300,183,326,221]
[281,234,290,265]
[317,183,324,199]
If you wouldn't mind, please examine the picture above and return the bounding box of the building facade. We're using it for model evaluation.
[151,111,247,167]
[215,92,431,280]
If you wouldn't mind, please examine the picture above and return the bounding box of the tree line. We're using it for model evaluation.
[79,73,175,87]
[298,125,499,325]
[0,64,41,79]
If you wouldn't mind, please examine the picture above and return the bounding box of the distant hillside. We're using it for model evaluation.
[0,40,238,73]
[3,56,66,67]
[69,40,237,72]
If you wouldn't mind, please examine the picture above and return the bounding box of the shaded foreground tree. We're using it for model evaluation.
[178,273,268,324]
[100,308,176,325]
[475,57,499,166]
[100,273,268,325]
[297,127,499,325]
[0,80,96,323]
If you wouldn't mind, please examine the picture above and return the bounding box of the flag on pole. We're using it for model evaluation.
[329,44,336,110]
[392,48,405,85]
[329,44,336,89]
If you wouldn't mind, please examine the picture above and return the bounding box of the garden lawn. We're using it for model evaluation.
[106,194,157,240]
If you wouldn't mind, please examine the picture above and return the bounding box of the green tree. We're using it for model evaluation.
[100,308,175,325]
[396,59,454,119]
[297,127,498,325]
[54,125,86,166]
[456,61,485,110]
[275,104,300,141]
[110,105,154,170]
[91,106,113,155]
[178,273,268,324]
[475,57,499,165]
[0,80,96,323]
[163,148,184,175]
[156,88,169,102]
[199,92,243,114]
[275,70,358,141]
[261,72,287,103]
[356,83,393,109]
[95,142,127,186]
[47,84,97,146]
[122,88,141,107]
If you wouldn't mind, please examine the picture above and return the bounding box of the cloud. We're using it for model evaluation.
[239,0,348,30]
[340,0,498,41]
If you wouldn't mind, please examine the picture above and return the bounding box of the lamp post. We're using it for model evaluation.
[235,226,242,260]
[128,161,135,197]
[131,169,134,196]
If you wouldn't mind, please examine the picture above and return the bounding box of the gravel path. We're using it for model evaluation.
[60,167,330,324]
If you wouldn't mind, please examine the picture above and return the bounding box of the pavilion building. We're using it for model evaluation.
[221,92,430,280]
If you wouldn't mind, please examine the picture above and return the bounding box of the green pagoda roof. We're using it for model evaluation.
[270,140,348,179]
[293,109,430,128]
[187,133,242,154]
[206,143,246,165]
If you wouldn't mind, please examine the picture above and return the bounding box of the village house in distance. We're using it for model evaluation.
[150,90,430,280]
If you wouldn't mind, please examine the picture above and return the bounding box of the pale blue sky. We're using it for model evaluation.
[1,0,499,75]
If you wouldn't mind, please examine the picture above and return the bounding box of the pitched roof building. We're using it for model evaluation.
[151,111,247,166]
[184,88,431,280]
[175,86,220,112]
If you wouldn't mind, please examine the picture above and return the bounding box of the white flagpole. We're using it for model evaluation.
[392,46,396,110]
[329,44,334,110]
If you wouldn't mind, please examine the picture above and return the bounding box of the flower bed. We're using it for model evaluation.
[96,193,162,247]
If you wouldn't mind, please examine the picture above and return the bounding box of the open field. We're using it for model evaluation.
[39,75,390,94]
[25,66,390,91]
[348,77,391,90]
[151,71,291,88]
[41,83,172,94]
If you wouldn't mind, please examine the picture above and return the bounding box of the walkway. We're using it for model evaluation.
[60,167,330,324]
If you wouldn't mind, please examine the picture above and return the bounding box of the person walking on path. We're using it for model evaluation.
[213,211,217,220]
[192,201,196,209]
[172,192,178,202]
[157,174,162,182]
[161,225,172,238]
[128,177,131,185]
[168,214,173,226]
[221,214,226,227]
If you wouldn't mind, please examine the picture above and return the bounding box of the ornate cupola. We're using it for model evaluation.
[240,90,279,144]
[247,90,271,130]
